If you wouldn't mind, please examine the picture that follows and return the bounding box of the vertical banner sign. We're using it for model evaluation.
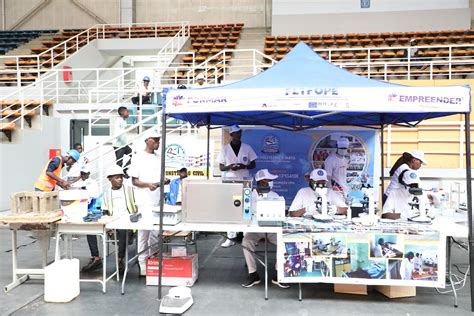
[243,127,379,206]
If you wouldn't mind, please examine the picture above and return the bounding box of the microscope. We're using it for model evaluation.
[358,184,379,224]
[408,187,433,223]
[312,184,333,222]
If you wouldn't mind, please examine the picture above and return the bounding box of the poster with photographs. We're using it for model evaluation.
[278,228,445,287]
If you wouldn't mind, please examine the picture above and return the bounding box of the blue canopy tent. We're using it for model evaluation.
[157,42,473,308]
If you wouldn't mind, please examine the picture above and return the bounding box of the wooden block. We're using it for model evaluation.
[375,285,416,298]
[334,283,368,295]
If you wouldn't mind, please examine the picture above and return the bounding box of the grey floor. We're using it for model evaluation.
[0,228,472,316]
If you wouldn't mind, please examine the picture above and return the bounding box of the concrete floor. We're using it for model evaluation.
[0,228,472,316]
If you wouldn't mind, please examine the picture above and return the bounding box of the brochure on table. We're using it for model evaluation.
[277,219,446,287]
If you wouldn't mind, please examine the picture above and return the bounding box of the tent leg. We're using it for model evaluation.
[380,124,385,197]
[158,112,168,301]
[207,120,210,180]
[465,113,473,312]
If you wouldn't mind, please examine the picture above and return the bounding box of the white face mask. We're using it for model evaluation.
[337,148,348,156]
[268,181,273,189]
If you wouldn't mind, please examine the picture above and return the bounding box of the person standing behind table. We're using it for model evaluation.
[34,149,80,192]
[129,129,170,276]
[383,169,422,220]
[288,169,329,217]
[323,138,350,215]
[241,169,289,289]
[113,106,133,178]
[217,125,257,248]
[400,252,415,280]
[168,167,188,205]
[82,164,138,274]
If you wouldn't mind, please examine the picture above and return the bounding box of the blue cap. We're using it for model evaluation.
[66,149,80,162]
[143,76,150,81]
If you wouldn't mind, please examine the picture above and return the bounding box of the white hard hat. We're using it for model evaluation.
[106,164,124,177]
[196,73,205,80]
[310,169,327,181]
[168,286,192,299]
[408,150,427,165]
[337,138,350,149]
[229,125,241,133]
[402,170,420,185]
[255,169,278,182]
[145,128,161,139]
[80,164,90,174]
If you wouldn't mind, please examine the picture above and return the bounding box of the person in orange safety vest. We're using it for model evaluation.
[34,149,81,192]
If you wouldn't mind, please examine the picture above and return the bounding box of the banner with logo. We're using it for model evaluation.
[166,86,470,113]
[242,127,379,205]
[164,137,213,178]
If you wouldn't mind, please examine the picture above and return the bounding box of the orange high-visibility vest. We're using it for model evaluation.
[34,157,63,192]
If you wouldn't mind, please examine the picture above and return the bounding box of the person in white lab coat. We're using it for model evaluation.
[129,129,170,275]
[382,168,422,220]
[400,251,415,280]
[217,125,257,247]
[289,169,329,217]
[323,138,350,215]
[241,169,289,288]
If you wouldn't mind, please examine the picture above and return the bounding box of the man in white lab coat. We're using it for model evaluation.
[289,169,329,217]
[241,169,289,288]
[217,125,257,247]
[129,129,170,275]
[323,138,350,214]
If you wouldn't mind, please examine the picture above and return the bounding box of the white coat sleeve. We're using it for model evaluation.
[323,156,333,178]
[216,148,226,165]
[289,189,304,212]
[247,145,258,162]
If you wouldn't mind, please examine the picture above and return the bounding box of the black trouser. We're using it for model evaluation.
[131,96,150,112]
[113,145,132,172]
[87,229,128,259]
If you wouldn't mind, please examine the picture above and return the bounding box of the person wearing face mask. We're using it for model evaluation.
[217,125,258,248]
[323,138,350,215]
[241,169,289,289]
[288,169,329,217]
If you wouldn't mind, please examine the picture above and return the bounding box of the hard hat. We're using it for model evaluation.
[402,170,420,185]
[255,169,278,182]
[66,149,80,162]
[229,125,241,133]
[145,128,161,139]
[80,164,90,174]
[337,138,350,149]
[106,164,124,177]
[143,76,150,82]
[196,73,205,80]
[310,169,327,181]
[408,150,427,165]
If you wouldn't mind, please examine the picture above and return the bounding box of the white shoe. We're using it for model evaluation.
[139,261,146,276]
[221,239,236,248]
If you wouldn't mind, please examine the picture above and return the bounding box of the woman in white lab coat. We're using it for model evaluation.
[382,150,427,220]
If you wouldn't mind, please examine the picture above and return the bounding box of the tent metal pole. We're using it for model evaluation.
[207,118,210,180]
[464,113,473,312]
[380,124,385,198]
[158,112,167,300]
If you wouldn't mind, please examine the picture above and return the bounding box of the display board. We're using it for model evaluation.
[277,219,446,287]
[243,127,379,206]
[164,137,213,178]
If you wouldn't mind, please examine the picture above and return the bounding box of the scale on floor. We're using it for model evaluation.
[152,204,182,225]
[159,286,193,314]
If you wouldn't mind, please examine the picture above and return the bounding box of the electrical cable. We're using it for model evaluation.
[4,239,37,253]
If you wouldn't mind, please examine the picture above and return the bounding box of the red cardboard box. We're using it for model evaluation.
[146,253,198,287]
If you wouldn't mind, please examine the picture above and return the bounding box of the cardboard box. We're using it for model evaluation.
[334,283,368,295]
[146,253,198,287]
[375,285,416,298]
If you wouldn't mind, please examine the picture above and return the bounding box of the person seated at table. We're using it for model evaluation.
[81,164,138,274]
[241,169,289,289]
[288,169,330,217]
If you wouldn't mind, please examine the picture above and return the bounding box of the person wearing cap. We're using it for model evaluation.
[382,150,427,219]
[400,251,415,280]
[113,106,133,178]
[217,124,258,247]
[132,75,153,106]
[82,164,138,273]
[66,143,89,182]
[289,169,330,217]
[323,138,350,215]
[168,167,188,205]
[129,129,170,275]
[241,169,289,289]
[195,73,206,87]
[34,149,80,192]
[71,165,99,200]
[382,169,421,220]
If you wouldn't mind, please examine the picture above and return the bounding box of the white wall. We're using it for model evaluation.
[0,116,61,211]
[272,0,471,35]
